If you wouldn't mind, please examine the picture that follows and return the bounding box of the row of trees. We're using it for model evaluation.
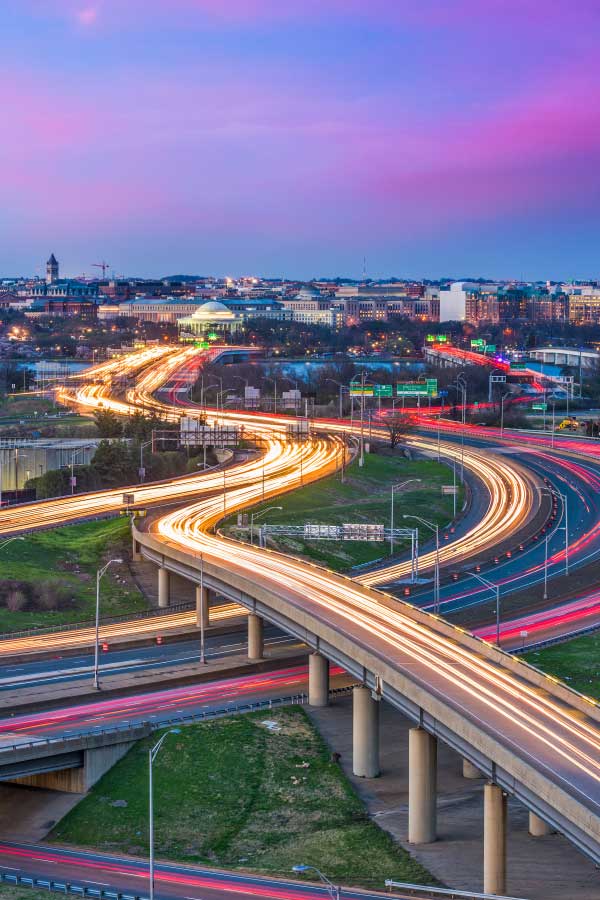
[25,439,195,499]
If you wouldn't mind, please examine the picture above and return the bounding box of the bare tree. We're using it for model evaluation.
[385,413,413,449]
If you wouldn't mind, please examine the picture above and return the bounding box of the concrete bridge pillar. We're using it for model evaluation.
[408,727,437,843]
[462,758,481,779]
[484,783,507,895]
[308,652,329,707]
[248,613,264,660]
[352,685,380,778]
[529,812,553,837]
[196,585,210,627]
[157,567,170,608]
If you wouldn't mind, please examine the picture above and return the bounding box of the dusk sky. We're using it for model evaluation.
[2,1,599,280]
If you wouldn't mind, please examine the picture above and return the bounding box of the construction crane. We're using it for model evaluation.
[92,261,111,279]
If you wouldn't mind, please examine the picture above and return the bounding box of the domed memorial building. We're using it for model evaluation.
[178,300,243,340]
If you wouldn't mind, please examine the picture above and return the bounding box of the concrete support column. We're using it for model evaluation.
[132,538,142,562]
[408,727,437,843]
[484,783,507,896]
[248,613,264,661]
[196,585,210,628]
[352,685,380,778]
[308,653,329,707]
[529,812,553,837]
[157,567,170,608]
[462,758,481,779]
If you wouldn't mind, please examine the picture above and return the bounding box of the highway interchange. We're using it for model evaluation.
[2,344,600,897]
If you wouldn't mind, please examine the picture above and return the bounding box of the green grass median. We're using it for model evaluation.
[223,452,461,572]
[0,517,146,633]
[51,706,432,890]
[524,632,600,698]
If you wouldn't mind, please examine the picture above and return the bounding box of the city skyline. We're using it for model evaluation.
[2,0,599,279]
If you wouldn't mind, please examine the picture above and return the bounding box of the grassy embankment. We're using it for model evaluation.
[222,452,461,572]
[51,706,432,890]
[0,518,146,633]
[524,632,600,699]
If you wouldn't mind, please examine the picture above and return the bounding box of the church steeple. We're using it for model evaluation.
[46,253,59,285]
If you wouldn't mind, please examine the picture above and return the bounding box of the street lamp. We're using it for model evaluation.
[403,515,440,612]
[390,480,422,555]
[0,536,25,552]
[500,391,511,437]
[468,571,501,646]
[251,506,283,546]
[139,440,152,483]
[350,369,372,468]
[263,375,278,413]
[535,485,569,576]
[326,378,348,419]
[292,866,340,900]
[94,558,123,689]
[149,729,181,900]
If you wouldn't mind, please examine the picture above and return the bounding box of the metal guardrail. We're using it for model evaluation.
[385,880,529,900]
[513,617,600,654]
[0,686,355,755]
[0,870,150,899]
[0,600,196,641]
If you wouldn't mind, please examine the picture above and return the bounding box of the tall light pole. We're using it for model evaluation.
[403,514,440,612]
[500,391,511,437]
[139,440,152,482]
[94,558,123,689]
[390,479,422,555]
[250,505,283,546]
[326,378,347,419]
[0,536,24,552]
[350,369,371,468]
[292,865,340,900]
[468,571,501,646]
[536,485,569,576]
[263,375,278,413]
[198,552,207,664]
[149,729,181,900]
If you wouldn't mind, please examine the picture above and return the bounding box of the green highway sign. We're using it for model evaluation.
[374,384,393,397]
[471,339,485,348]
[349,385,374,396]
[426,334,448,343]
[532,403,547,411]
[397,379,438,397]
[510,362,527,370]
[484,344,496,353]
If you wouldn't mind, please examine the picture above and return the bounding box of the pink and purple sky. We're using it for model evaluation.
[2,0,599,279]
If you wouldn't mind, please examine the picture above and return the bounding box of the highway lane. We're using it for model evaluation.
[0,625,292,692]
[385,436,599,610]
[0,603,243,659]
[0,842,435,900]
[0,665,351,740]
